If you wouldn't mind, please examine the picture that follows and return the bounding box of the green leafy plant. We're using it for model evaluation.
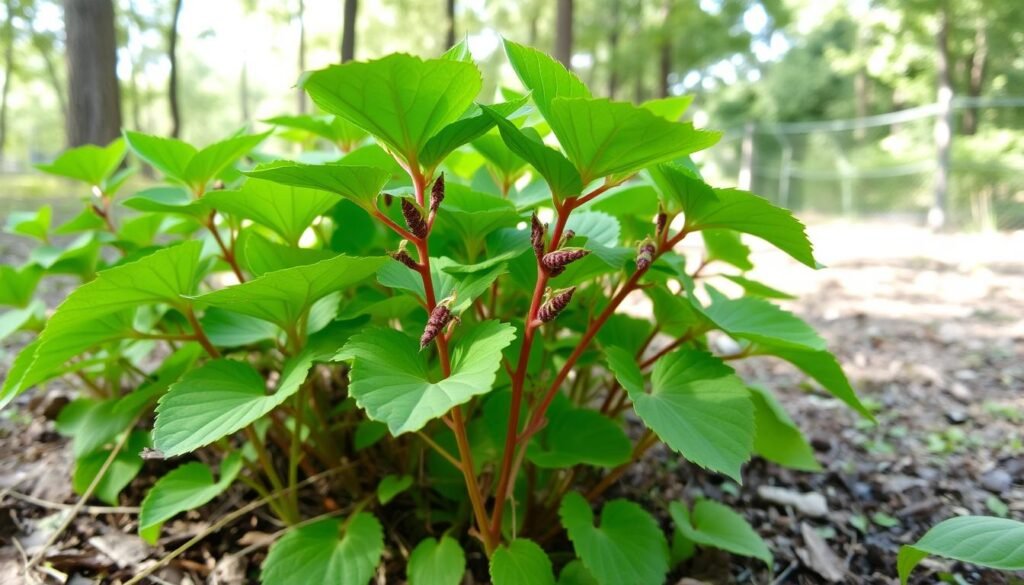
[2,40,872,583]
[899,516,1024,584]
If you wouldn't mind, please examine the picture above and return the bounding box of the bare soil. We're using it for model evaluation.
[1,220,1022,584]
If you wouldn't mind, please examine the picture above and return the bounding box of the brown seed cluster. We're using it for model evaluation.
[430,173,445,213]
[420,303,454,349]
[401,198,429,239]
[542,248,590,277]
[636,240,656,272]
[389,249,418,270]
[655,209,668,237]
[531,213,546,260]
[538,287,576,322]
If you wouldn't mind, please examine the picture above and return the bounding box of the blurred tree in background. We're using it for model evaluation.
[0,0,1019,227]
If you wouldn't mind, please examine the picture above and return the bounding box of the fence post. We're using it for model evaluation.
[738,121,755,191]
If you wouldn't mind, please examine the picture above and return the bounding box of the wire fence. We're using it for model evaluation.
[701,97,1024,230]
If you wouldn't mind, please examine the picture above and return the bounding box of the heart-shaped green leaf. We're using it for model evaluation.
[138,453,242,543]
[898,516,1024,584]
[548,98,720,183]
[605,346,753,481]
[749,386,821,471]
[669,499,772,566]
[204,178,339,246]
[559,492,669,585]
[490,538,556,585]
[408,536,466,585]
[336,320,515,435]
[36,137,126,187]
[302,54,482,166]
[261,514,384,585]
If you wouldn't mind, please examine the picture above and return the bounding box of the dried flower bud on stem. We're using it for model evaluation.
[389,249,419,271]
[531,213,546,260]
[537,287,576,323]
[560,230,575,247]
[655,208,668,238]
[542,248,590,276]
[430,173,445,213]
[401,198,429,239]
[636,239,656,272]
[420,302,455,349]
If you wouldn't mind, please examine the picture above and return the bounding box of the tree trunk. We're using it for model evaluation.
[445,0,455,48]
[607,0,620,99]
[64,0,122,147]
[0,0,16,160]
[657,0,673,98]
[168,0,183,138]
[297,0,306,113]
[554,0,573,70]
[931,0,953,229]
[961,23,987,135]
[340,0,357,62]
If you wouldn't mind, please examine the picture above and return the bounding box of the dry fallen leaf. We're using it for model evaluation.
[798,522,845,583]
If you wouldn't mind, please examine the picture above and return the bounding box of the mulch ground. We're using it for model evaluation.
[1,219,1022,584]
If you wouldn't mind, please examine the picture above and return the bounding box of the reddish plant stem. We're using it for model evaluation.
[494,229,691,520]
[489,198,573,539]
[404,168,495,555]
[205,211,246,282]
[638,329,697,370]
[373,209,417,242]
[184,305,221,358]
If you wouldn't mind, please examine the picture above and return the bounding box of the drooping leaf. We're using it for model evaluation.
[243,162,391,212]
[138,453,242,543]
[560,492,669,585]
[36,138,126,187]
[204,178,339,245]
[548,98,720,183]
[194,254,386,329]
[722,274,795,299]
[699,291,826,352]
[605,346,753,481]
[408,536,466,585]
[760,347,873,420]
[702,229,753,271]
[302,54,482,165]
[749,386,821,471]
[261,514,384,585]
[669,500,772,566]
[898,516,1024,584]
[484,108,582,200]
[336,320,515,434]
[490,538,556,585]
[503,39,590,121]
